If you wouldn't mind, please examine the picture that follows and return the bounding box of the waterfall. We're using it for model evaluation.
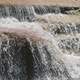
[0,5,79,21]
[0,5,80,80]
[0,5,36,21]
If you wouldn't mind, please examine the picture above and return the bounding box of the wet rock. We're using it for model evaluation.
[0,33,72,80]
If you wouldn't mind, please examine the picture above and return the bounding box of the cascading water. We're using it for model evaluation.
[0,5,79,21]
[0,5,80,80]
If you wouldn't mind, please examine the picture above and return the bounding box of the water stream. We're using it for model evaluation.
[0,5,80,80]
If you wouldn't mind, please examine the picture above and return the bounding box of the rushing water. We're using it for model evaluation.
[0,5,79,21]
[0,5,80,80]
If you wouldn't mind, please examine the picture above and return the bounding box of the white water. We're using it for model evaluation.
[0,14,80,80]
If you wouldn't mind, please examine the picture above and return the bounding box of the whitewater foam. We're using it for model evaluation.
[0,15,80,79]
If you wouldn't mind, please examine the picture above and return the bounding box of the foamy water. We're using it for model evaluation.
[0,14,80,79]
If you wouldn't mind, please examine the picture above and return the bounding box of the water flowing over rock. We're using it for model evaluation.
[0,33,72,80]
[0,5,80,80]
[0,5,79,21]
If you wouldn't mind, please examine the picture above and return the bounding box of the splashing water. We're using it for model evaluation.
[0,5,80,80]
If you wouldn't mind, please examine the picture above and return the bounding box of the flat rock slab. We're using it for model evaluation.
[0,0,80,7]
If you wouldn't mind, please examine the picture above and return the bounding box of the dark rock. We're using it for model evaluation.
[0,33,72,80]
